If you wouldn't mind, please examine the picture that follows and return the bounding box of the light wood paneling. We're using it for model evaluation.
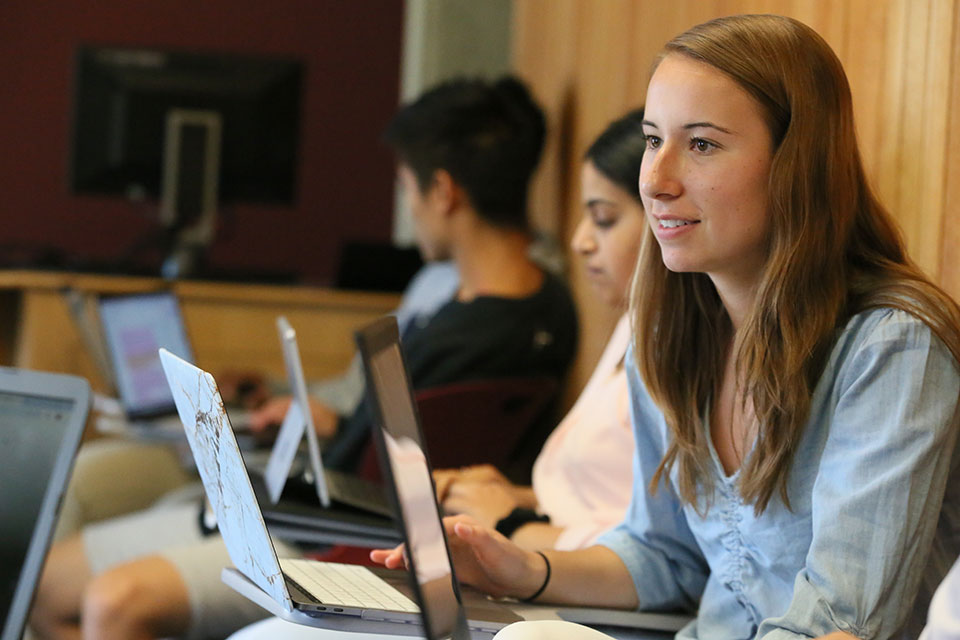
[945,0,960,298]
[565,1,646,398]
[514,0,960,396]
[512,0,580,238]
[0,270,400,393]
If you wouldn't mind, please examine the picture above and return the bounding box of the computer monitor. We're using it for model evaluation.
[69,45,304,211]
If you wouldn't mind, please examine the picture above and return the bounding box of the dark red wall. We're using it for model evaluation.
[0,1,403,284]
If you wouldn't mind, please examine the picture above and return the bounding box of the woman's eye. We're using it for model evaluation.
[645,136,662,150]
[588,206,619,229]
[692,138,715,153]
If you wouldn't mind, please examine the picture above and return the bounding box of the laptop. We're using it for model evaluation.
[158,348,474,637]
[97,291,249,438]
[159,320,690,638]
[261,316,391,518]
[0,367,90,640]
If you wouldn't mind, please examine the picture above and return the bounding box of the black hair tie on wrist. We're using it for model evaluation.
[495,507,550,539]
[522,550,551,602]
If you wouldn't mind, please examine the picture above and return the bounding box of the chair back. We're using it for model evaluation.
[358,376,559,485]
[416,376,558,482]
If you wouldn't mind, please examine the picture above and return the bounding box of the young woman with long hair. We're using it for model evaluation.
[374,14,960,639]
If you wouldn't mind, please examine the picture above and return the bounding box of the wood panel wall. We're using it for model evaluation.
[513,0,960,396]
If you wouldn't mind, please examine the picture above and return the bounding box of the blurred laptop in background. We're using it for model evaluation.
[97,291,249,439]
[0,367,90,640]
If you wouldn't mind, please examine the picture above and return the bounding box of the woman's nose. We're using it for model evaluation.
[640,146,682,201]
[571,216,596,254]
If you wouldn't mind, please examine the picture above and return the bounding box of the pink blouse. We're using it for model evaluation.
[531,314,634,551]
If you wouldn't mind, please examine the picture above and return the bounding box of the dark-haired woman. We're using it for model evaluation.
[434,109,647,552]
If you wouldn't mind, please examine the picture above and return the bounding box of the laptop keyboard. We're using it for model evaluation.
[280,558,419,613]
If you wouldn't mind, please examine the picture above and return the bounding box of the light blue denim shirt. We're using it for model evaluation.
[598,307,960,639]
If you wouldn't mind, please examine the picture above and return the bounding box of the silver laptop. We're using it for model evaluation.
[159,348,510,639]
[159,320,690,638]
[98,291,249,437]
[261,316,390,518]
[0,368,90,640]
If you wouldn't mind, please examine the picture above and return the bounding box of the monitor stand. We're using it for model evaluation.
[159,109,222,279]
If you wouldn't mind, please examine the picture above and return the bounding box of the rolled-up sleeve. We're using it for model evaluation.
[758,310,960,639]
[597,353,709,612]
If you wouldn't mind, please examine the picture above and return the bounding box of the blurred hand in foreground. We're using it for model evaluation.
[249,395,339,439]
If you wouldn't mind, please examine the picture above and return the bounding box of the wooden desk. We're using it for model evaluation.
[0,270,401,393]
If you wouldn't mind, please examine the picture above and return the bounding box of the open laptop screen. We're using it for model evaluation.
[363,331,465,639]
[0,389,80,639]
[99,292,194,418]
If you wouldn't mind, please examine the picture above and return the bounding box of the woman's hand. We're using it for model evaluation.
[216,371,270,408]
[456,464,511,486]
[433,464,511,501]
[442,481,519,529]
[432,469,460,502]
[248,395,339,439]
[370,515,548,599]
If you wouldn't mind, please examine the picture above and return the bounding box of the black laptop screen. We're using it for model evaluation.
[99,293,194,418]
[367,342,461,638]
[0,392,75,627]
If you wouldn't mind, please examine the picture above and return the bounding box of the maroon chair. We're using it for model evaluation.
[415,376,558,479]
[359,375,559,485]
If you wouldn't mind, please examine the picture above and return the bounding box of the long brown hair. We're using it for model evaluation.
[633,14,960,514]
